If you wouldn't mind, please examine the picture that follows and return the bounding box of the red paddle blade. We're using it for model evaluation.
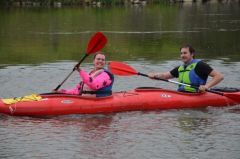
[86,32,107,54]
[108,61,138,76]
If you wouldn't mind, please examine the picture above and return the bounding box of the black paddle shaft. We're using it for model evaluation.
[74,54,88,70]
[137,72,224,96]
[137,72,169,83]
[54,54,88,91]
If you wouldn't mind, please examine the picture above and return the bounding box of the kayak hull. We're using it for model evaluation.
[0,88,239,116]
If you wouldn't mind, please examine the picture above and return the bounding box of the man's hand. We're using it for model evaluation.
[199,85,209,92]
[148,73,157,79]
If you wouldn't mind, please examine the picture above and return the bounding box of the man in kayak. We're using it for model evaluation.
[57,53,114,97]
[148,44,223,92]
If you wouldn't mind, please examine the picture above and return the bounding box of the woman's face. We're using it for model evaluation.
[93,54,106,69]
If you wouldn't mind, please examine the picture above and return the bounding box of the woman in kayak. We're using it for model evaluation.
[57,53,114,97]
[148,44,223,93]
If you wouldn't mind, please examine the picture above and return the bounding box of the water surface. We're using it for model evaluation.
[0,2,240,159]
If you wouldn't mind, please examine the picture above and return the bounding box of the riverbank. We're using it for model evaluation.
[1,0,145,7]
[0,0,234,7]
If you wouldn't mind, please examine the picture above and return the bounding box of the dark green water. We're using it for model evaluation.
[0,3,240,65]
[0,3,240,159]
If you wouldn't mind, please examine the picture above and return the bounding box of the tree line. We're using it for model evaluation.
[0,0,155,6]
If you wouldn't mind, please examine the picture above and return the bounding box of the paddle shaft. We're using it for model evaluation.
[137,72,224,96]
[54,54,88,91]
[54,32,107,91]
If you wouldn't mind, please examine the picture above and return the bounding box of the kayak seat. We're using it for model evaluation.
[135,87,162,90]
[135,87,163,92]
[210,87,240,92]
[40,92,66,95]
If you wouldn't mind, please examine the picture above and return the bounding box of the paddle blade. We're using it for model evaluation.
[108,61,138,76]
[87,32,107,54]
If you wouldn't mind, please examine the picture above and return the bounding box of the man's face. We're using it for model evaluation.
[180,47,194,64]
[93,54,106,69]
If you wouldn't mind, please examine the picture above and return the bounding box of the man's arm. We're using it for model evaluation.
[148,71,174,80]
[199,70,224,92]
[148,66,178,80]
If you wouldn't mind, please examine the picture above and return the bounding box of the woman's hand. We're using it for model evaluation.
[74,65,81,72]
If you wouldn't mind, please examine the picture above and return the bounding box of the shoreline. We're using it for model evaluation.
[0,0,234,8]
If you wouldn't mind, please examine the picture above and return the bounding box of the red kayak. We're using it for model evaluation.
[0,87,239,116]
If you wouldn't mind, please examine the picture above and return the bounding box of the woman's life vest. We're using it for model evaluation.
[80,68,114,97]
[59,68,114,97]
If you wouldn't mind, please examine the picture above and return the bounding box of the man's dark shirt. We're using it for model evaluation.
[170,61,213,81]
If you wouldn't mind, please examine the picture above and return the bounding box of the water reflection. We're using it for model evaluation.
[0,3,240,64]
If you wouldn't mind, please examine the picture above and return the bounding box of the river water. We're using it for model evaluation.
[0,2,240,159]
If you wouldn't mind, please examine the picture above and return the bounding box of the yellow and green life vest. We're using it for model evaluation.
[178,59,206,92]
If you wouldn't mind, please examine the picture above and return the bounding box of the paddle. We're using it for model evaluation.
[108,61,240,102]
[54,32,107,91]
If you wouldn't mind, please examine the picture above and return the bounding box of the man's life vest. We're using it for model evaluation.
[178,59,206,92]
